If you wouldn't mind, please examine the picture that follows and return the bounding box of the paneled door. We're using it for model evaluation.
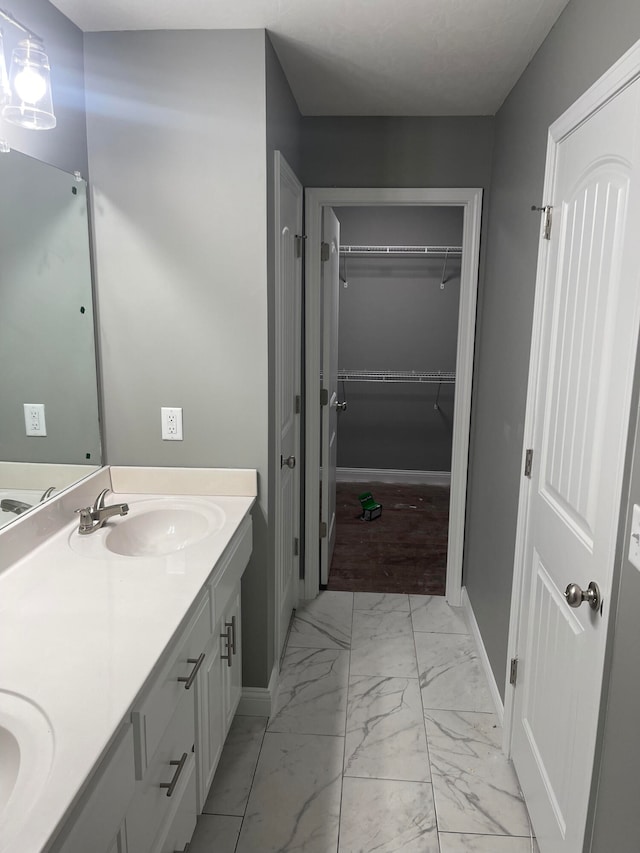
[511,57,640,852]
[320,208,340,586]
[274,152,302,663]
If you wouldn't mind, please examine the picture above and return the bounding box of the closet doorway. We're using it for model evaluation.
[303,188,482,606]
[331,205,461,595]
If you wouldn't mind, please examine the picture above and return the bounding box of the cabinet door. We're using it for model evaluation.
[223,589,242,732]
[126,690,196,853]
[196,629,225,812]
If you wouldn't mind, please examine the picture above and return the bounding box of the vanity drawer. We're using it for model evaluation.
[210,515,252,627]
[126,688,196,853]
[132,593,210,778]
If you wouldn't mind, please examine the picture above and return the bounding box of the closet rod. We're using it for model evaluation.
[340,244,462,256]
[338,369,456,384]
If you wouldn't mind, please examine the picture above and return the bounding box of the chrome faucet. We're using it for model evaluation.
[40,486,56,502]
[1,498,32,515]
[75,488,129,535]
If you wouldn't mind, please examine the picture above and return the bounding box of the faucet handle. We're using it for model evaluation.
[75,506,94,530]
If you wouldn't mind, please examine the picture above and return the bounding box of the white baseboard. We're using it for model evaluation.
[237,662,279,717]
[461,586,504,725]
[336,467,451,486]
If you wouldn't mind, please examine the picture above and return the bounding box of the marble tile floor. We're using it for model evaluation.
[190,592,538,853]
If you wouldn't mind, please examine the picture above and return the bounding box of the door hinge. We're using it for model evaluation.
[294,234,306,258]
[524,448,533,478]
[294,537,299,556]
[320,521,328,538]
[532,204,553,240]
[321,241,330,262]
[320,388,329,407]
[510,657,518,686]
[295,394,301,414]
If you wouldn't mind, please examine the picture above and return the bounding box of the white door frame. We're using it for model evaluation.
[502,39,640,754]
[303,187,483,603]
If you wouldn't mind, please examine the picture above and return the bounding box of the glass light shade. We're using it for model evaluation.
[0,31,10,105]
[3,37,56,130]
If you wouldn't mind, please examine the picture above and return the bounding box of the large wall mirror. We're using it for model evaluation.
[0,150,101,529]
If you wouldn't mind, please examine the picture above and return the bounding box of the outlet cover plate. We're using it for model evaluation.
[161,407,183,441]
[24,403,47,437]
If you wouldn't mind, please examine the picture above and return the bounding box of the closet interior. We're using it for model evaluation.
[328,205,463,595]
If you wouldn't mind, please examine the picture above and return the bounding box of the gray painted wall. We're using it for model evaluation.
[334,206,462,471]
[463,0,640,713]
[8,0,87,175]
[301,117,494,189]
[0,150,99,464]
[84,29,272,689]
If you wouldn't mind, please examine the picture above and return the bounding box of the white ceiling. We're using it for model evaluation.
[50,0,571,116]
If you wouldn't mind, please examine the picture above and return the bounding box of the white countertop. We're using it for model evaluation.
[0,469,256,853]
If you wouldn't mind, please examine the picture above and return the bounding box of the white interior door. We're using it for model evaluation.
[511,70,640,853]
[320,207,340,586]
[274,153,302,662]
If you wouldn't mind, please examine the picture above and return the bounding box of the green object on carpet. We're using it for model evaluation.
[358,491,383,521]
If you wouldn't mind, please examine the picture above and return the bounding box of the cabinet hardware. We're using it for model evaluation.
[221,625,233,667]
[227,615,237,655]
[174,844,190,853]
[159,752,188,797]
[177,653,205,690]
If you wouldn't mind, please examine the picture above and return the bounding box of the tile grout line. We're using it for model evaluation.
[230,708,273,850]
[411,597,443,853]
[335,591,355,853]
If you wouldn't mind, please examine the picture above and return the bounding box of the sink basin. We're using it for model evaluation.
[0,692,54,851]
[69,499,226,558]
[106,506,221,557]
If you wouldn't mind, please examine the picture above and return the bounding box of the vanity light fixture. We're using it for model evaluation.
[0,7,56,133]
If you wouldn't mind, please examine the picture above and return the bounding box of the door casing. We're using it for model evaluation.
[303,187,483,603]
[273,151,302,663]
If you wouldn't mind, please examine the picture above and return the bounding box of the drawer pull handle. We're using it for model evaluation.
[228,615,236,655]
[221,625,233,667]
[160,752,188,797]
[177,653,205,690]
[174,844,190,853]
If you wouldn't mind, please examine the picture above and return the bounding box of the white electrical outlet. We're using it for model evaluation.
[24,403,47,436]
[161,407,183,441]
[629,504,640,571]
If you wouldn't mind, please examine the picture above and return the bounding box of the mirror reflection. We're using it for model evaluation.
[0,149,101,529]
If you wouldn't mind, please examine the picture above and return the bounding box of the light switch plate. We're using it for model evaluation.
[628,504,640,570]
[24,403,47,436]
[161,407,183,441]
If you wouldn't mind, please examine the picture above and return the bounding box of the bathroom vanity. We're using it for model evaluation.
[0,466,256,853]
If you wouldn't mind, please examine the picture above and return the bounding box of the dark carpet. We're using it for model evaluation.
[327,482,450,595]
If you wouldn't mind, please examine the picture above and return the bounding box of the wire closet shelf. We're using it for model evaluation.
[337,369,456,384]
[340,244,462,256]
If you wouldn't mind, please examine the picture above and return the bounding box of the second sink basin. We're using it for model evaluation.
[69,498,226,558]
[0,691,55,853]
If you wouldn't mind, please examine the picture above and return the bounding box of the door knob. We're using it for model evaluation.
[281,455,296,469]
[564,581,601,611]
[335,401,347,412]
